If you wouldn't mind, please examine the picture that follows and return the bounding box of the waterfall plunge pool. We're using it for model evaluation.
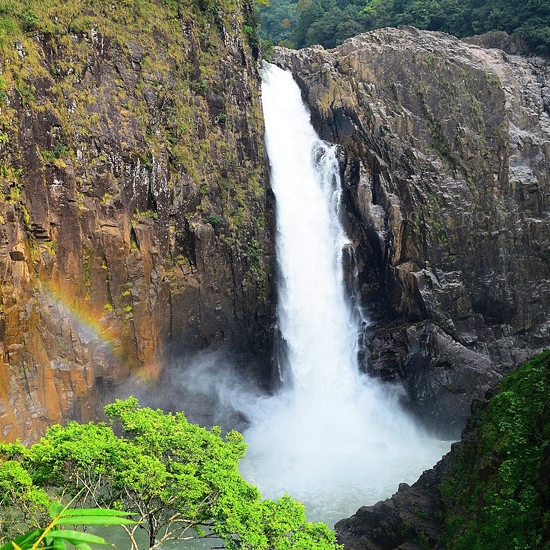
[106,64,453,549]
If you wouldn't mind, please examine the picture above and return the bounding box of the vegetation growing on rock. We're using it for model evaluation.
[0,0,274,443]
[439,350,550,550]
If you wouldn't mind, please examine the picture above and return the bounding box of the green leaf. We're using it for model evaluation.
[49,501,65,518]
[55,517,136,526]
[44,535,67,550]
[59,509,134,517]
[46,530,109,546]
[55,507,137,526]
[1,397,340,550]
[0,529,44,550]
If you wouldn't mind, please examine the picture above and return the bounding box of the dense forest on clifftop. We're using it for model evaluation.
[260,0,550,52]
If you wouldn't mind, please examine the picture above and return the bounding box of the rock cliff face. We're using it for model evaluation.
[273,28,550,436]
[0,0,274,443]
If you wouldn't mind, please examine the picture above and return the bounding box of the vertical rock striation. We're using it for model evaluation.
[273,27,550,436]
[0,0,274,442]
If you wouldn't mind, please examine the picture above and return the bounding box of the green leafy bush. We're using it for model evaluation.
[0,398,341,550]
[439,351,550,550]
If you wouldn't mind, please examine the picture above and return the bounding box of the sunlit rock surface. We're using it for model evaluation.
[0,1,274,443]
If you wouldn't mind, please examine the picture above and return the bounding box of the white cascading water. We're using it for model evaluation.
[239,64,449,527]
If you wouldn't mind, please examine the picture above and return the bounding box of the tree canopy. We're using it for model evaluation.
[260,0,550,54]
[0,398,341,550]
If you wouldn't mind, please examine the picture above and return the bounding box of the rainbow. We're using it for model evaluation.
[41,283,161,384]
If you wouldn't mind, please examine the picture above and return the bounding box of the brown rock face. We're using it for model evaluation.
[273,27,550,436]
[0,1,274,442]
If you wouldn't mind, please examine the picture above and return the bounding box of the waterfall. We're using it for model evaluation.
[239,64,449,527]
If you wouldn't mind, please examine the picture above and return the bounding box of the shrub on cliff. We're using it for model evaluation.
[0,397,341,550]
[439,351,550,550]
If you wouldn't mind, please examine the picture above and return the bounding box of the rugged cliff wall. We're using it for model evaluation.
[0,0,274,442]
[273,28,550,436]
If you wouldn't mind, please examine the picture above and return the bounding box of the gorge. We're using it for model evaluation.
[239,63,447,528]
[0,0,549,547]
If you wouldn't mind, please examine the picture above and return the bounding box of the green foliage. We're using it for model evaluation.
[41,144,70,165]
[1,502,136,550]
[0,2,43,37]
[439,351,550,550]
[132,209,158,224]
[16,85,36,106]
[0,448,50,542]
[0,77,7,102]
[257,0,298,47]
[205,212,223,226]
[261,0,550,52]
[0,398,341,550]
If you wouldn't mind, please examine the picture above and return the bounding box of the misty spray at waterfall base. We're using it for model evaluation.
[236,64,449,527]
[140,64,450,531]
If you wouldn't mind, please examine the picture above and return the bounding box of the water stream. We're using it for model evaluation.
[238,64,450,528]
